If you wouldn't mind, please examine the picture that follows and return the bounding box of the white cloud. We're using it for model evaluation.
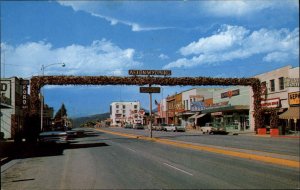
[1,39,141,78]
[59,1,172,32]
[159,53,169,60]
[164,25,299,69]
[203,0,299,17]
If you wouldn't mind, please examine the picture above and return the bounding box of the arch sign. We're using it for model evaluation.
[30,75,263,131]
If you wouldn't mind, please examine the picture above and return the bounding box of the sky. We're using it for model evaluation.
[1,0,299,117]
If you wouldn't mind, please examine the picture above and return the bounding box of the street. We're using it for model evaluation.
[1,128,300,189]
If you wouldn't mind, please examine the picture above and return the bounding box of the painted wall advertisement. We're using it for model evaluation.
[0,80,11,105]
[288,92,300,106]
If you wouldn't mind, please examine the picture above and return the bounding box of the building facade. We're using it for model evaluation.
[1,77,29,139]
[255,65,300,134]
[110,101,141,127]
[201,86,252,133]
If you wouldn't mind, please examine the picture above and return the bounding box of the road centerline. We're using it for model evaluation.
[163,163,193,176]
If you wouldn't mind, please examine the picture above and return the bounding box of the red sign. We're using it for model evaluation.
[261,98,280,108]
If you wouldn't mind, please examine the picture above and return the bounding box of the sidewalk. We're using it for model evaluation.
[186,129,300,139]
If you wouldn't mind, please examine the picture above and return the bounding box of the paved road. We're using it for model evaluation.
[103,127,300,156]
[1,129,299,189]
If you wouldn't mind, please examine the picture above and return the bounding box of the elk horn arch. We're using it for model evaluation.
[30,75,263,131]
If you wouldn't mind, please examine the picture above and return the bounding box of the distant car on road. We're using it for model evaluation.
[38,131,68,144]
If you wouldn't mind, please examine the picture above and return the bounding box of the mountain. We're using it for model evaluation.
[71,112,110,128]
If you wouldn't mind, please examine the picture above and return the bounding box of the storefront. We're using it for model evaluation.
[200,86,252,133]
[202,103,250,133]
[279,91,300,134]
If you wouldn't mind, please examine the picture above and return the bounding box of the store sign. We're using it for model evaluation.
[191,101,206,111]
[288,92,300,106]
[21,80,29,109]
[0,80,11,105]
[206,101,229,109]
[221,89,240,98]
[261,98,280,108]
[129,70,171,76]
[285,78,300,87]
[211,112,222,116]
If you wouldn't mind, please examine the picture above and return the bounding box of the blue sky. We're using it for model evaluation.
[1,0,299,117]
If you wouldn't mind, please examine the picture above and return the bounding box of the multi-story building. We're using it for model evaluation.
[166,94,176,124]
[1,77,29,139]
[110,101,141,127]
[181,88,216,128]
[156,98,167,125]
[255,65,299,134]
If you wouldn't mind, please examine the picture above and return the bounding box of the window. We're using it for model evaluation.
[134,105,137,109]
[116,110,119,113]
[270,79,275,92]
[116,105,119,108]
[123,110,126,113]
[123,105,126,109]
[279,77,284,90]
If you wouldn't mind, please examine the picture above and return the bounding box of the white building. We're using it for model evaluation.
[110,101,141,127]
[254,65,300,134]
[1,77,28,139]
[181,88,217,128]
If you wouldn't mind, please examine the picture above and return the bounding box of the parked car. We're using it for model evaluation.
[175,125,186,132]
[125,124,133,129]
[66,130,78,139]
[200,123,213,134]
[154,125,163,131]
[38,131,68,144]
[210,123,229,135]
[133,123,144,129]
[163,124,176,132]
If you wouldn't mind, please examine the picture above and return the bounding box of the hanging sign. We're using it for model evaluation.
[129,70,171,76]
[140,87,161,93]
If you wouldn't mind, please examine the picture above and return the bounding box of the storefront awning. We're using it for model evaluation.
[188,113,206,119]
[201,105,249,114]
[279,107,300,120]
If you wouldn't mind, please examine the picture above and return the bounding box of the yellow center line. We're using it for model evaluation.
[95,128,300,168]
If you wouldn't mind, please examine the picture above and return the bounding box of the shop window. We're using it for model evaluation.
[278,77,284,90]
[270,79,275,92]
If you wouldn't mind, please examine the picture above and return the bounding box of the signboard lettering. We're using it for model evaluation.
[221,89,240,98]
[0,80,11,105]
[129,70,171,76]
[140,87,161,93]
[191,101,206,111]
[288,92,300,106]
[261,98,280,108]
[285,78,300,87]
[21,80,29,109]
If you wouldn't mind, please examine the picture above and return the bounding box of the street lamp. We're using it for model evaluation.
[40,62,66,131]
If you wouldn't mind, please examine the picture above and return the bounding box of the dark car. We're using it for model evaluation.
[133,123,144,129]
[38,131,68,144]
[125,124,133,129]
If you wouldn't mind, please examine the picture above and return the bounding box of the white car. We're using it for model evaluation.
[200,123,213,134]
[163,124,176,132]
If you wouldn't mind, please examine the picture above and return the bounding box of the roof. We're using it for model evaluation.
[279,107,300,120]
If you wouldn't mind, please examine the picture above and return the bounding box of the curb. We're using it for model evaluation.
[96,128,300,169]
[1,157,12,166]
